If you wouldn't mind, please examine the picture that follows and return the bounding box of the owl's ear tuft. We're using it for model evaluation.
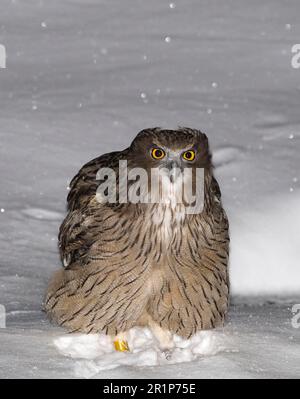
[202,133,209,146]
[131,127,162,149]
[136,127,161,139]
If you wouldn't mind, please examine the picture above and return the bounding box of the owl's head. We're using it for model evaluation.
[129,127,212,172]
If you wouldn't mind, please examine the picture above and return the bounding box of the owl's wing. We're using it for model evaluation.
[59,149,128,269]
[211,174,229,231]
[211,175,222,201]
[67,151,121,211]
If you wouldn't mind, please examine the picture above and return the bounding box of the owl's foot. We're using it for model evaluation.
[114,339,130,352]
[113,333,130,352]
[148,319,175,354]
[162,349,173,361]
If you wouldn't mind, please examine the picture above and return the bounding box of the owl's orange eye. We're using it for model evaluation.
[182,150,195,161]
[151,148,165,160]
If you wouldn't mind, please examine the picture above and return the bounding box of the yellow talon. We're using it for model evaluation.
[114,339,130,352]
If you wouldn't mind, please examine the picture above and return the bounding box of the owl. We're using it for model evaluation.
[44,127,229,355]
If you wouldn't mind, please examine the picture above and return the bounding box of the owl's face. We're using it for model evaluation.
[129,127,212,174]
[125,128,210,210]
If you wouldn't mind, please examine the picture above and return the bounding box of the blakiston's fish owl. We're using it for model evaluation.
[45,128,229,353]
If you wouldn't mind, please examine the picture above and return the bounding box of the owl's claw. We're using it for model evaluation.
[163,349,173,360]
[113,339,130,352]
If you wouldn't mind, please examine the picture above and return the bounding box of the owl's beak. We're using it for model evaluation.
[166,160,183,183]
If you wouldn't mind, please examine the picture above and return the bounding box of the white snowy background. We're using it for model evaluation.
[0,0,299,378]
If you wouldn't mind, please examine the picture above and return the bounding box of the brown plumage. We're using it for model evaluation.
[44,127,229,347]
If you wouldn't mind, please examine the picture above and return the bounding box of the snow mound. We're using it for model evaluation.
[54,328,227,378]
[213,146,245,168]
[21,208,64,221]
[230,192,300,295]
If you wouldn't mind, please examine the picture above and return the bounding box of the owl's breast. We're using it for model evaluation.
[145,204,186,247]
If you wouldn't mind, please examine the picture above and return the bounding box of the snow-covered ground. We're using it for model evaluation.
[1,301,299,379]
[0,0,300,378]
